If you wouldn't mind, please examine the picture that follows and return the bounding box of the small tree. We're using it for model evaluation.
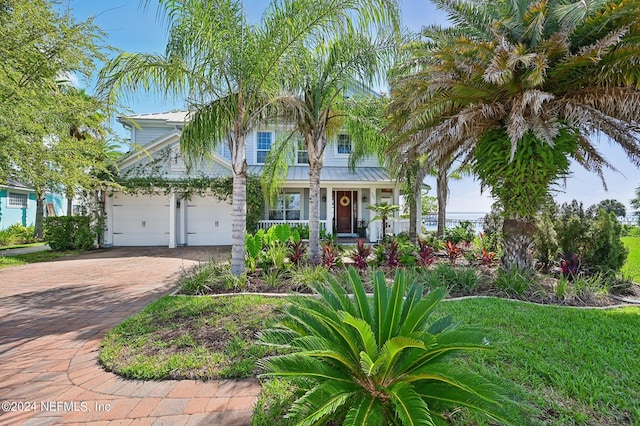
[369,202,399,242]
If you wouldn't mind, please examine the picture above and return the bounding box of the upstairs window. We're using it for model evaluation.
[297,139,309,164]
[336,134,352,155]
[256,132,272,164]
[8,192,28,208]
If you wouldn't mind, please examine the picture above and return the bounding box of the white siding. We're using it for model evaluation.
[134,126,176,146]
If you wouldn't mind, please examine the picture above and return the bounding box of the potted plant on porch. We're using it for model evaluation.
[357,219,368,238]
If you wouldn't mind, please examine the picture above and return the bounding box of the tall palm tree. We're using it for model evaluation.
[261,27,399,263]
[388,0,640,270]
[99,0,399,275]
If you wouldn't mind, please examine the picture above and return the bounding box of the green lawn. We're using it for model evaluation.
[102,294,640,425]
[0,250,80,269]
[99,295,287,380]
[437,298,640,425]
[622,236,640,283]
[0,242,47,251]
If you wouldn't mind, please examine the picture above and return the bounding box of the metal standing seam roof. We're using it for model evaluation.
[247,166,393,182]
[125,111,190,123]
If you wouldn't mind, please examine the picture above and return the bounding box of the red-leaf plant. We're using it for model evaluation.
[288,240,307,266]
[445,241,462,266]
[322,242,340,270]
[417,240,436,266]
[351,239,371,270]
[478,248,496,266]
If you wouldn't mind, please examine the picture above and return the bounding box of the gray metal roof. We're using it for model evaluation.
[247,166,393,182]
[125,111,189,123]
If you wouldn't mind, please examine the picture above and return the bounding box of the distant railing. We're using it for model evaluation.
[258,220,328,232]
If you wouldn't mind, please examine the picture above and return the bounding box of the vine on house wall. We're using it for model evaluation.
[115,147,264,232]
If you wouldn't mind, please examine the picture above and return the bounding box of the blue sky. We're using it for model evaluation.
[66,0,638,214]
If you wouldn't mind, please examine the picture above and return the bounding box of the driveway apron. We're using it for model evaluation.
[0,247,259,425]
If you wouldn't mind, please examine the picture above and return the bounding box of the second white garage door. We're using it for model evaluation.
[185,196,233,245]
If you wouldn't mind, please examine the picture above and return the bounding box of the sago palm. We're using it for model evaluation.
[98,0,400,275]
[258,267,515,425]
[388,0,640,271]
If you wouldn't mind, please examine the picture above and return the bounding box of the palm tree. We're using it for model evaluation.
[261,26,399,264]
[98,0,399,275]
[388,0,640,271]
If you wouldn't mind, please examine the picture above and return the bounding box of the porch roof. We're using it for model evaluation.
[247,166,393,183]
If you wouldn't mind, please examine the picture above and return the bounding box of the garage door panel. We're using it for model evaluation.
[112,193,170,246]
[186,197,232,246]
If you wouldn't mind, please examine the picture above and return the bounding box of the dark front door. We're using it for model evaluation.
[335,191,353,233]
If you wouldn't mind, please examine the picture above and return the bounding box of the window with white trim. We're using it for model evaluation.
[297,139,309,164]
[8,192,28,208]
[269,193,301,220]
[256,132,272,164]
[336,134,352,154]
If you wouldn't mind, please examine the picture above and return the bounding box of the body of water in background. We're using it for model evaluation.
[423,212,488,233]
[422,212,637,234]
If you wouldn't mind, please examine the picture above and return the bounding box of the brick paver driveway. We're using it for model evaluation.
[0,247,260,426]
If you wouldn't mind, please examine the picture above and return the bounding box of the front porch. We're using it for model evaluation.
[258,186,407,243]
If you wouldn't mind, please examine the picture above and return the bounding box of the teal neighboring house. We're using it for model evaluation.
[0,180,66,229]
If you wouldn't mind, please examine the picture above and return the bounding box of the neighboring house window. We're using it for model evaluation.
[256,132,272,164]
[336,134,352,154]
[297,139,309,164]
[269,193,301,220]
[8,192,27,208]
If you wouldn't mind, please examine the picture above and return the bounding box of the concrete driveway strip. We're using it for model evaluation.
[0,247,260,426]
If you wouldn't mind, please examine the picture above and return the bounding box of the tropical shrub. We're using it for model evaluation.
[44,216,95,251]
[180,261,246,294]
[534,213,558,272]
[445,220,475,245]
[584,209,628,274]
[554,201,590,258]
[493,267,535,296]
[258,267,514,425]
[0,224,37,246]
[246,229,265,273]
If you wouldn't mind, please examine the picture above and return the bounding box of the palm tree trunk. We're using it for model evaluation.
[409,165,427,244]
[308,160,322,265]
[436,168,447,238]
[501,217,536,271]
[34,191,45,240]
[66,193,73,216]
[230,135,247,276]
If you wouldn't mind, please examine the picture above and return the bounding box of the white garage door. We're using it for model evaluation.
[112,193,170,246]
[185,196,233,245]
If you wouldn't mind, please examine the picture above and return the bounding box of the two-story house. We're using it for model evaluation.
[103,111,403,247]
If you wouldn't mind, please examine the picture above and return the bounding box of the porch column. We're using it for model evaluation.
[178,195,186,245]
[169,192,177,248]
[104,193,113,247]
[393,187,400,235]
[357,189,363,228]
[326,187,333,235]
[368,188,376,242]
